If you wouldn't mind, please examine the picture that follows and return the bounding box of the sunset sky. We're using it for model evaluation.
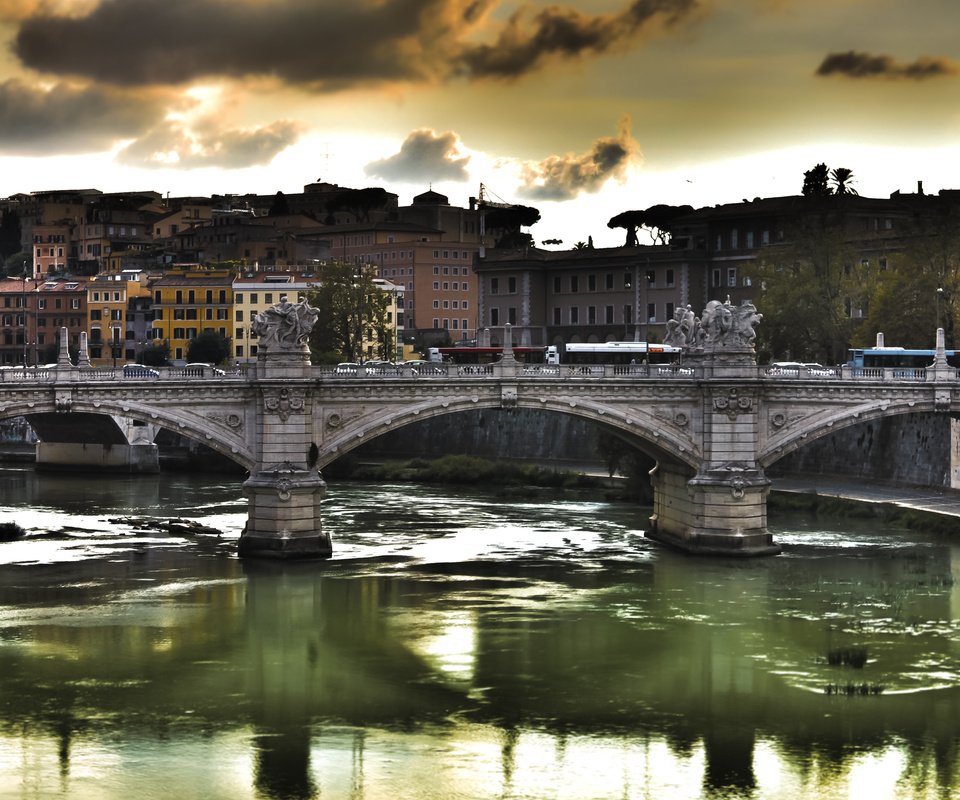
[1,0,959,246]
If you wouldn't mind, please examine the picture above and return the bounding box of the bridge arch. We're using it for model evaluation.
[316,396,701,472]
[759,399,938,469]
[0,398,255,471]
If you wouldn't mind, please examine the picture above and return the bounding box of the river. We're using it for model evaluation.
[0,465,958,800]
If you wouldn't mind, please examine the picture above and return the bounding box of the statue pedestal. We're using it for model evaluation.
[239,469,331,559]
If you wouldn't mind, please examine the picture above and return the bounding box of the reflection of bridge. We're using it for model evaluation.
[1,323,959,558]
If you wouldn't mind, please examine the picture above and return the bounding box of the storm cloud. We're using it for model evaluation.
[13,0,701,89]
[517,117,641,201]
[456,0,699,79]
[816,50,958,80]
[365,129,470,183]
[0,79,169,154]
[116,119,303,169]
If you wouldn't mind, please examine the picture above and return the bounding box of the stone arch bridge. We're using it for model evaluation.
[1,322,958,559]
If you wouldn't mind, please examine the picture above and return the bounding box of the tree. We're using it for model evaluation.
[801,163,831,197]
[305,262,392,364]
[141,341,171,367]
[268,191,290,216]
[607,210,644,246]
[326,187,392,223]
[482,204,540,249]
[187,331,231,365]
[752,213,867,363]
[830,167,858,196]
[0,210,21,261]
[860,198,960,347]
[3,251,29,277]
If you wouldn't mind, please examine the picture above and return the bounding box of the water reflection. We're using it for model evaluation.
[0,467,958,798]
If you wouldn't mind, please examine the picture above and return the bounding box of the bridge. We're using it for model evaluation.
[0,299,958,559]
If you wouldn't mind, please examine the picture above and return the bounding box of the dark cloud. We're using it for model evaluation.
[116,120,303,169]
[0,79,169,154]
[456,0,699,79]
[13,0,700,89]
[517,117,641,201]
[816,51,958,80]
[365,129,470,183]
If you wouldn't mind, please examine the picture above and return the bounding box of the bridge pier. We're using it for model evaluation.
[238,307,332,560]
[647,463,779,556]
[239,468,331,559]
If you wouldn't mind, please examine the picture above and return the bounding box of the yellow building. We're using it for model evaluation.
[88,273,152,365]
[151,268,234,364]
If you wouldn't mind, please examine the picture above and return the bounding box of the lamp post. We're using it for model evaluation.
[21,273,27,367]
[937,286,945,332]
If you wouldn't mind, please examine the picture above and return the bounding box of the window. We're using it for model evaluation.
[605,305,614,324]
[250,293,258,303]
[646,270,655,287]
[727,267,737,287]
[588,274,596,292]
[490,308,499,325]
[624,272,632,290]
[570,276,579,292]
[235,293,244,303]
[666,269,675,288]
[605,273,614,290]
[188,290,195,304]
[746,231,754,249]
[570,307,579,324]
[553,307,561,325]
[265,293,273,304]
[490,277,499,294]
[762,230,770,245]
[588,306,596,325]
[647,303,656,323]
[508,277,517,293]
[623,305,633,325]
[508,307,516,325]
[666,302,675,321]
[879,257,888,271]
[731,229,739,249]
[712,268,721,288]
[236,310,243,322]
[553,276,562,293]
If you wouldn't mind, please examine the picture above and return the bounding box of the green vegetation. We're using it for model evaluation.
[305,261,394,364]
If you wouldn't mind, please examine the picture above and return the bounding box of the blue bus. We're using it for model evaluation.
[847,346,960,369]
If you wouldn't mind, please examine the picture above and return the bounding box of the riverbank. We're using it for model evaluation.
[770,476,960,534]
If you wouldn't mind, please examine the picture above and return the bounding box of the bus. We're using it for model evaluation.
[559,341,683,365]
[427,345,549,364]
[847,347,960,370]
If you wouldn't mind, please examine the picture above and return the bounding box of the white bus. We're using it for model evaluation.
[556,341,682,365]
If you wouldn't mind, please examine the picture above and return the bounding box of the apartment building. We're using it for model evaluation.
[321,189,482,340]
[150,268,234,363]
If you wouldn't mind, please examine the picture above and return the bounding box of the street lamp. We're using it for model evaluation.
[21,274,27,367]
[937,286,945,331]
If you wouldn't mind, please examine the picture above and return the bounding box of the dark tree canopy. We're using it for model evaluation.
[187,331,231,365]
[607,210,645,246]
[0,210,21,262]
[483,204,541,231]
[268,191,290,216]
[326,188,392,222]
[482,204,540,249]
[306,262,393,364]
[802,163,831,197]
[608,204,693,245]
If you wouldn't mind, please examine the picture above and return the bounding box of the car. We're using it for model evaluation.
[122,363,160,378]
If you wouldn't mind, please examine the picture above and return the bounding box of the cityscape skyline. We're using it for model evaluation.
[1,1,959,247]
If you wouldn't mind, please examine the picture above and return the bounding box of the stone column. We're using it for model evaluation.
[238,297,331,559]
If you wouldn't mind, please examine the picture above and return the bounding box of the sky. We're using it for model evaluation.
[1,0,960,247]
